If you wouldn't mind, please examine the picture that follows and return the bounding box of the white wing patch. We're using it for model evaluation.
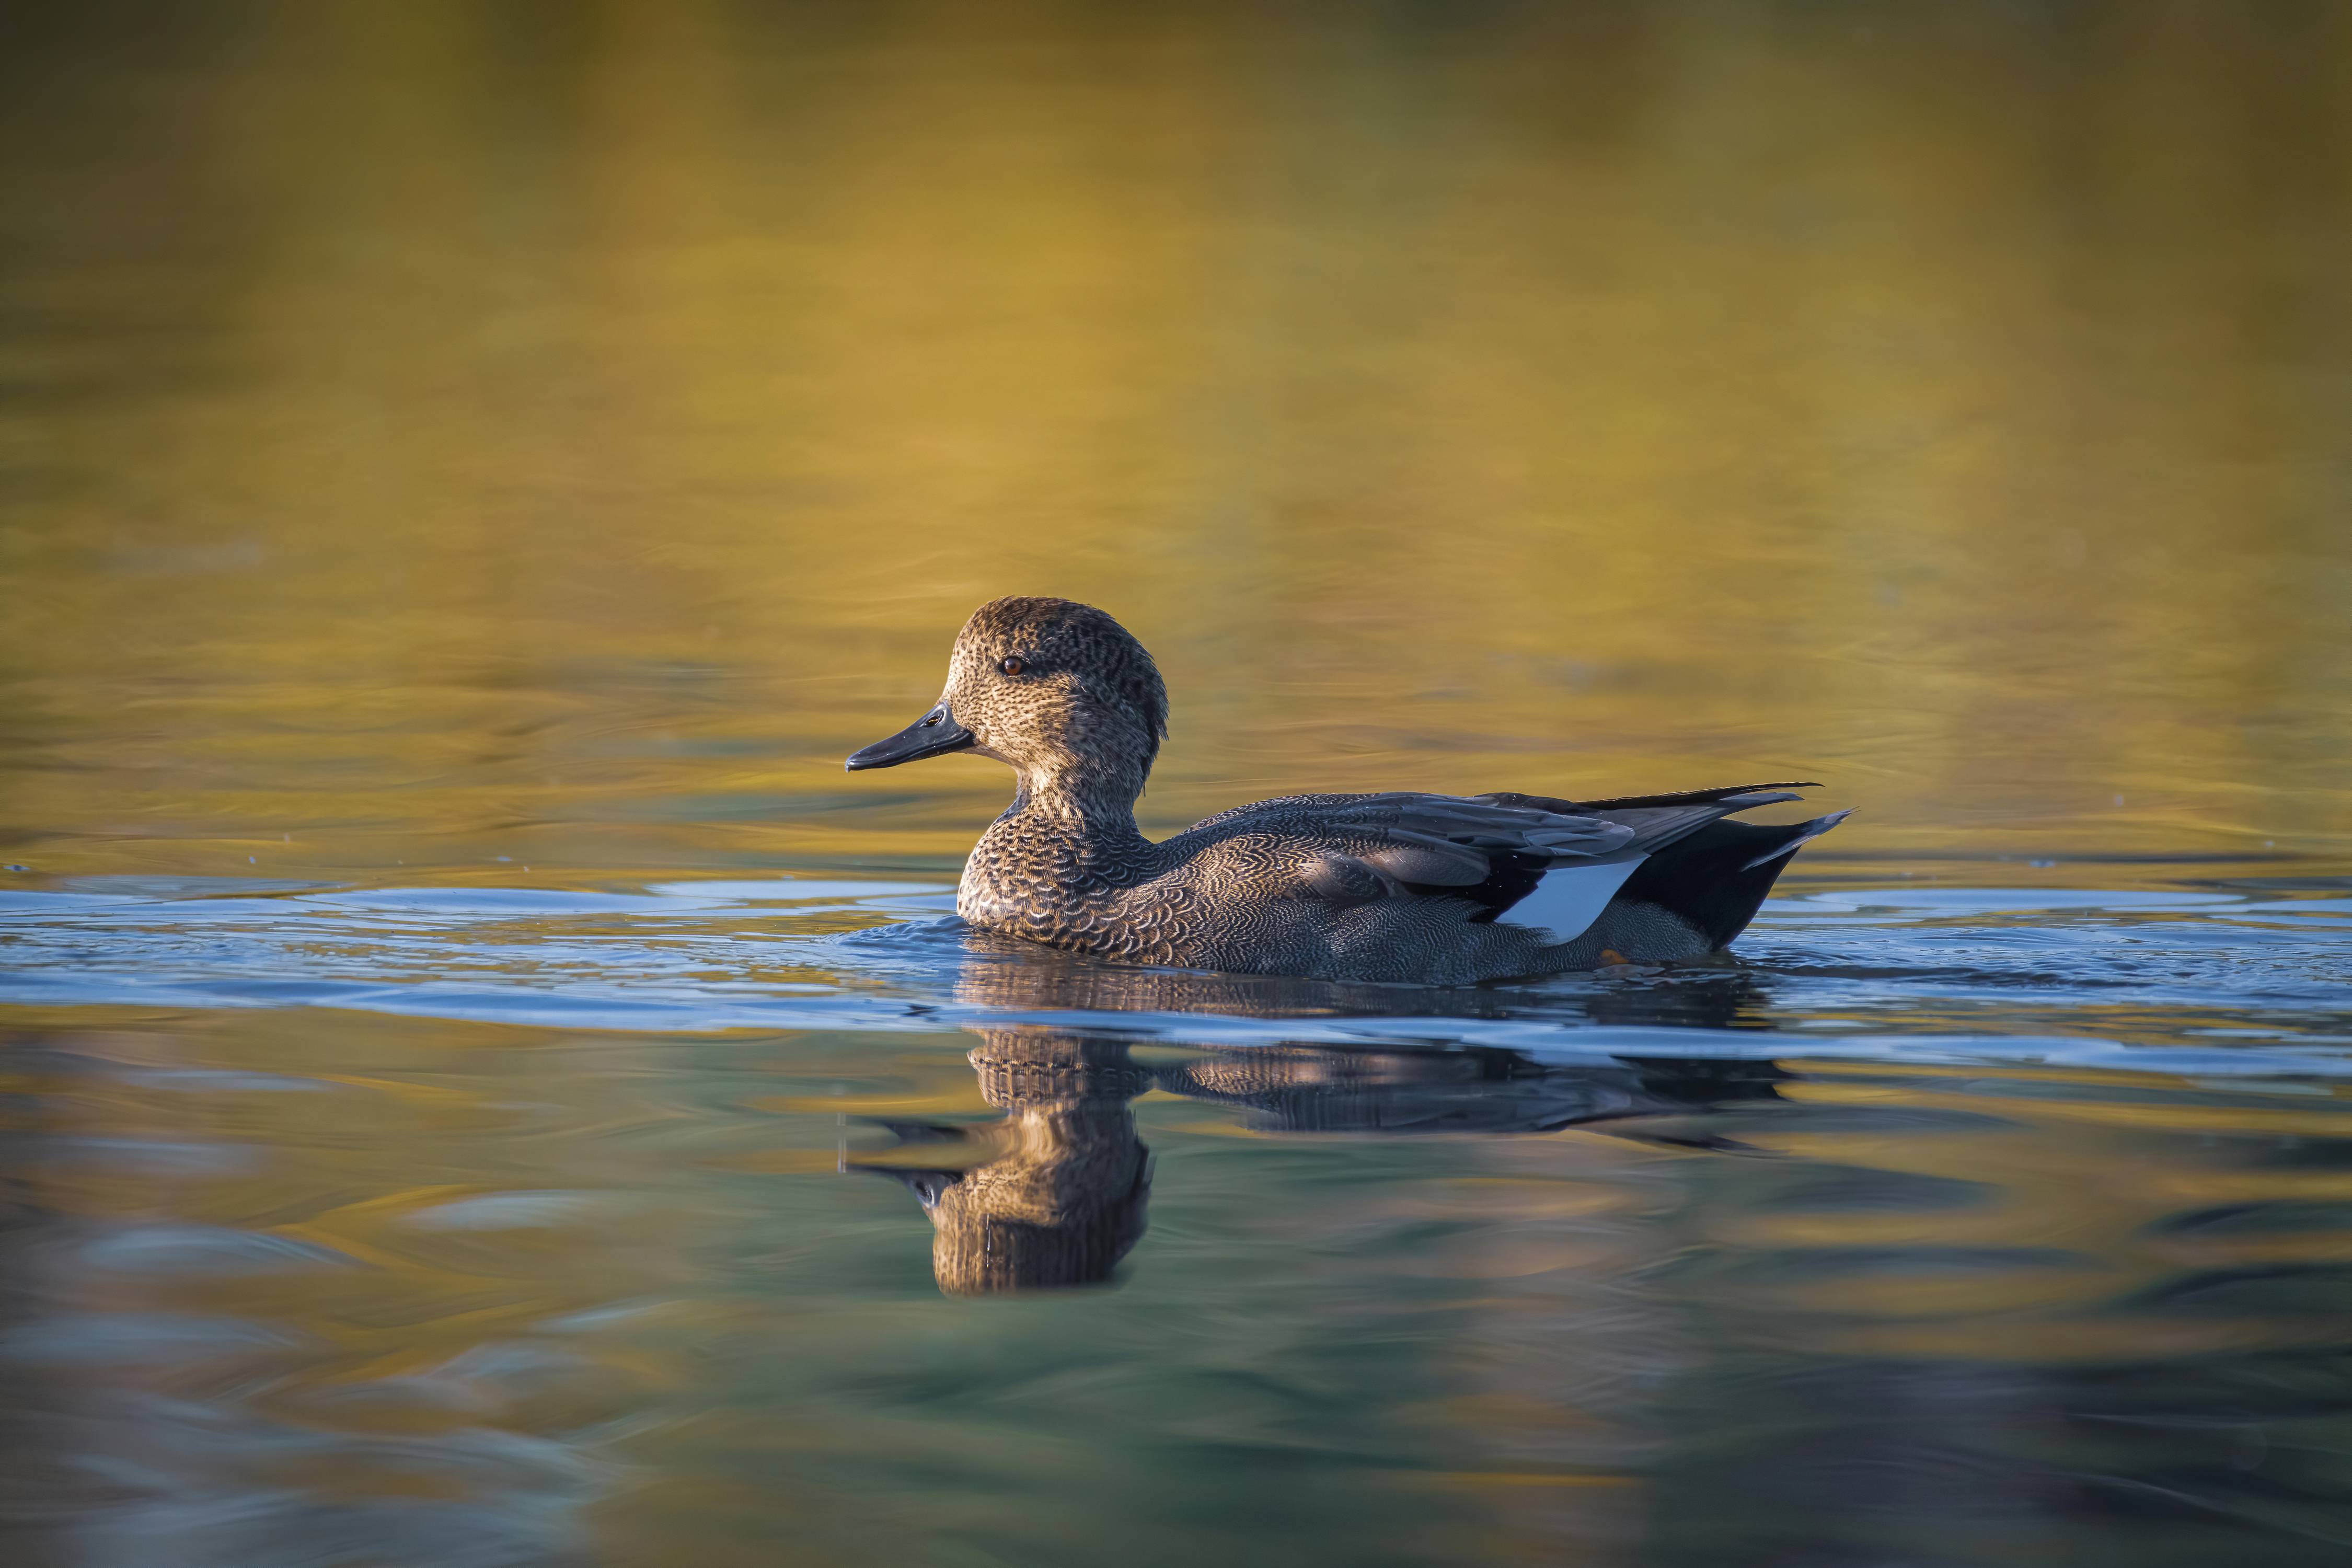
[1504,856,1646,944]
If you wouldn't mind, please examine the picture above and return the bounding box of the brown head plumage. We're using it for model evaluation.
[940,596,1169,786]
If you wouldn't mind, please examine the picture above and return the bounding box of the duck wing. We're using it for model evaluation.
[1185,784,1832,941]
[1504,781,1822,813]
[1178,791,1622,921]
[1192,785,1812,861]
[1189,791,1628,863]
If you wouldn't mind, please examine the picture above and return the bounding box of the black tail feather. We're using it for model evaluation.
[1613,811,1848,949]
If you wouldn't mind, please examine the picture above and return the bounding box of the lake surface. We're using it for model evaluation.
[3,4,2349,1565]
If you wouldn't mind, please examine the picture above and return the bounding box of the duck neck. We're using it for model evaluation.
[1003,754,1150,852]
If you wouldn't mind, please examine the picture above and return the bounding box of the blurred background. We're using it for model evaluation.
[4,0,2348,882]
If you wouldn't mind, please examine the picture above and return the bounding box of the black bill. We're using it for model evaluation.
[845,705,976,770]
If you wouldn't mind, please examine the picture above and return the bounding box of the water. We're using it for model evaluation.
[4,3,2351,1565]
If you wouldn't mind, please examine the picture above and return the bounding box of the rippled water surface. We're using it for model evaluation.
[5,4,2352,1565]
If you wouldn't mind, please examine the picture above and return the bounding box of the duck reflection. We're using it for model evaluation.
[853,1027,1155,1296]
[953,925,1781,1029]
[951,929,1529,1018]
[855,1019,1785,1296]
[1162,1045,1785,1140]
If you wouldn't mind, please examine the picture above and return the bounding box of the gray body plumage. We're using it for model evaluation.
[848,597,1848,984]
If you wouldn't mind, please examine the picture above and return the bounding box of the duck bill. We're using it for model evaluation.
[845,706,977,771]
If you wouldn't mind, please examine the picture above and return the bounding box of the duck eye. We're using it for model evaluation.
[999,657,1025,676]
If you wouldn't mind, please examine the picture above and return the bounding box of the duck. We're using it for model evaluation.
[845,596,1848,984]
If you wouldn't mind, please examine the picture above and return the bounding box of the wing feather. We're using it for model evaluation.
[1185,783,1827,936]
[1353,835,1492,886]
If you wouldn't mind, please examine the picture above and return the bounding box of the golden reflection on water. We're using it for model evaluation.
[3,0,2348,882]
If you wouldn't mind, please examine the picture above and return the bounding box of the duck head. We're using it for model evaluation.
[845,597,1168,803]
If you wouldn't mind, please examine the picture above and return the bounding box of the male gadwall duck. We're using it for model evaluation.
[847,597,1848,983]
